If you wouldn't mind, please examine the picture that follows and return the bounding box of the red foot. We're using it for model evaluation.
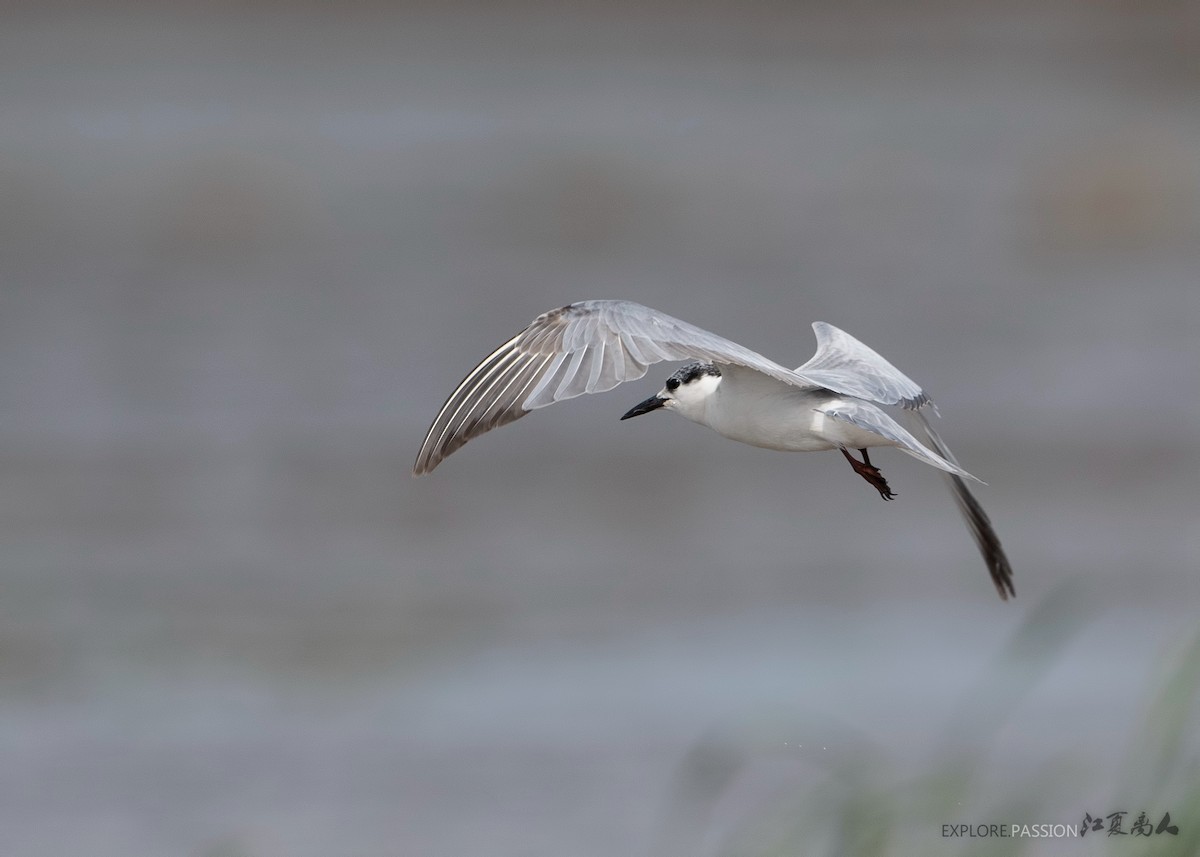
[840,448,896,500]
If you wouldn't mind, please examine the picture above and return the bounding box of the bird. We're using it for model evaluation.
[413,300,1013,600]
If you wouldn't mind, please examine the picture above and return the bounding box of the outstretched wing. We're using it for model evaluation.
[413,300,810,475]
[416,302,1015,600]
[796,322,931,410]
[801,322,1012,599]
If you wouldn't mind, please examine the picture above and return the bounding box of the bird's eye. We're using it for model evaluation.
[666,378,679,391]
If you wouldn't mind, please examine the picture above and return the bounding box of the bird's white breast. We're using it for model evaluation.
[691,369,838,452]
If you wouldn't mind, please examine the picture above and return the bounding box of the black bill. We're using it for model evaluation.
[620,395,667,420]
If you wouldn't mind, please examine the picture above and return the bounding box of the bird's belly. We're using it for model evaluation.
[707,403,838,452]
[704,393,899,453]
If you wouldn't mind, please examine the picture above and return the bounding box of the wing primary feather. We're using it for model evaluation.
[500,354,557,424]
[555,346,590,400]
[426,349,525,468]
[419,353,555,473]
[518,318,563,355]
[586,337,607,393]
[909,411,1014,600]
[524,351,568,408]
[622,334,652,365]
[415,339,520,472]
[479,352,552,429]
[631,334,674,362]
[606,339,631,388]
[453,351,531,440]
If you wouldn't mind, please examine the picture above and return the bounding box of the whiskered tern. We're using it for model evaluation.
[414,300,1013,600]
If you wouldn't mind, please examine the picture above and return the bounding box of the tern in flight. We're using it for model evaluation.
[414,300,1013,600]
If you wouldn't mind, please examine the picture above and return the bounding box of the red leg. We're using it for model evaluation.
[840,447,896,500]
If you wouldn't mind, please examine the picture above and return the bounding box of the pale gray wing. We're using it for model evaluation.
[816,399,980,481]
[907,410,1015,601]
[796,322,931,410]
[413,300,808,475]
[805,322,1012,599]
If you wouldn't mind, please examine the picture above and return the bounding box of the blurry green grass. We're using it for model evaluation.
[655,587,1200,857]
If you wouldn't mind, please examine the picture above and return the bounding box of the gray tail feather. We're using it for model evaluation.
[909,411,1015,601]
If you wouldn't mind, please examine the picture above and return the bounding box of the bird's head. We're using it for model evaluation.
[620,362,722,423]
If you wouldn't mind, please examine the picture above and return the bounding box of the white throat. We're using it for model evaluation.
[670,372,722,424]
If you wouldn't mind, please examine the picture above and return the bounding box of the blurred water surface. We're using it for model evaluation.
[2,2,1199,855]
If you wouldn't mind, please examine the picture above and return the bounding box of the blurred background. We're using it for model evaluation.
[3,2,1200,855]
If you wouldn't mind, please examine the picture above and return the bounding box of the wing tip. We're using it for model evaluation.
[901,391,933,411]
[412,446,442,477]
[992,564,1016,601]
